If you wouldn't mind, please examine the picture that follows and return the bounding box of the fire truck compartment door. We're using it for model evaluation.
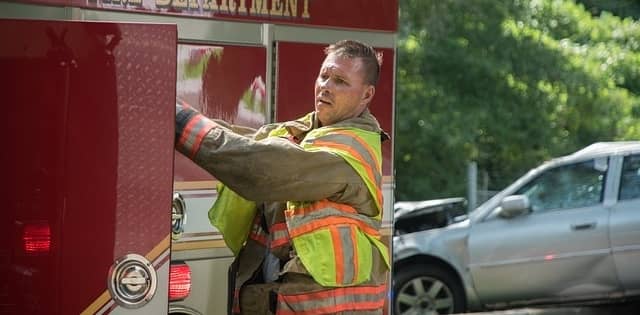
[2,19,177,314]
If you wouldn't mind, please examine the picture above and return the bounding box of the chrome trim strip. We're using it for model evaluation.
[0,2,71,19]
[95,299,116,315]
[169,305,203,315]
[180,232,222,238]
[174,181,219,191]
[74,8,264,44]
[272,24,396,48]
[153,248,172,269]
[612,244,640,254]
[469,248,612,268]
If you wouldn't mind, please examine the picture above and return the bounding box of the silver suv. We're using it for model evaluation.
[393,142,640,314]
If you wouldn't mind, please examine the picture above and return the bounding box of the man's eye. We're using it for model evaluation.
[335,78,346,84]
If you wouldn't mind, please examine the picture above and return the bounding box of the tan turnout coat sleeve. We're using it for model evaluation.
[191,110,384,216]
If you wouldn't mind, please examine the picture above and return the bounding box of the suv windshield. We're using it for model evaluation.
[515,159,607,212]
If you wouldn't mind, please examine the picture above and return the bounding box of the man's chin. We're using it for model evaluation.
[315,111,331,126]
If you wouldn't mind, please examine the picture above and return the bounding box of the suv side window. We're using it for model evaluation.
[515,159,607,212]
[619,154,640,201]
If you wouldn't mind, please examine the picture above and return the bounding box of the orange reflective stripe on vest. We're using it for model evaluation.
[331,225,359,285]
[285,200,382,286]
[286,200,381,238]
[276,284,387,315]
[305,130,383,212]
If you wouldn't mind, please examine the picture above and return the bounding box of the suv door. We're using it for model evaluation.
[468,159,620,305]
[609,153,640,294]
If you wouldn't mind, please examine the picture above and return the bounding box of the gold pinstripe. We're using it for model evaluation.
[172,239,228,251]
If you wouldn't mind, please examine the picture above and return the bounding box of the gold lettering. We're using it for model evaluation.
[107,0,143,4]
[220,0,238,13]
[284,0,296,17]
[173,0,188,9]
[270,0,284,17]
[156,0,171,7]
[171,0,200,9]
[230,0,238,13]
[238,0,248,15]
[250,0,269,15]
[202,0,219,11]
[157,0,308,17]
[175,0,198,10]
[301,0,310,18]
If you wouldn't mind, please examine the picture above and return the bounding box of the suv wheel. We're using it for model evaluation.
[393,264,465,315]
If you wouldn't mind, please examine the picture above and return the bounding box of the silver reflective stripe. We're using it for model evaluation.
[182,117,209,153]
[305,133,382,185]
[339,226,355,284]
[251,219,264,236]
[271,228,290,248]
[277,285,387,312]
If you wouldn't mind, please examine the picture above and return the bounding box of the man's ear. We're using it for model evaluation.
[361,85,375,106]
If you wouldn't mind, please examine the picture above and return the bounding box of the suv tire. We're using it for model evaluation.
[393,264,466,315]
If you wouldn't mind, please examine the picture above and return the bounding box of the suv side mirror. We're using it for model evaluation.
[497,195,531,218]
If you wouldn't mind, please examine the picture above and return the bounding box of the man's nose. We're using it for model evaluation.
[318,78,331,89]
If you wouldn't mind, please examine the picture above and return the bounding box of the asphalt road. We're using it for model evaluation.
[457,301,640,315]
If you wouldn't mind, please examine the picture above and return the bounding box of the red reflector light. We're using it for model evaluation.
[169,263,191,301]
[23,222,51,254]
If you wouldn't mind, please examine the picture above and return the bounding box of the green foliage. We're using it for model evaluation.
[576,0,640,19]
[395,0,640,201]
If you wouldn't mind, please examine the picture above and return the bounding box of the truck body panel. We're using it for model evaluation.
[2,18,177,314]
[1,1,397,313]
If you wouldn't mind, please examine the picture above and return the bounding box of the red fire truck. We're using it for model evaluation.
[1,1,397,314]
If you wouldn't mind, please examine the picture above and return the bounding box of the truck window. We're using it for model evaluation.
[515,160,607,212]
[619,154,640,201]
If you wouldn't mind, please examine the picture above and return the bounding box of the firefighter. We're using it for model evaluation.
[175,39,389,314]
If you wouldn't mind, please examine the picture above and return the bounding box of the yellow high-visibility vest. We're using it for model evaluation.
[208,122,389,285]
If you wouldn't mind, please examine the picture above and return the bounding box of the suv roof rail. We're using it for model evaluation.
[570,141,640,159]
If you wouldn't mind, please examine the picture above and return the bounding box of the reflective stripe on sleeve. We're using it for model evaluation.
[248,215,267,246]
[270,222,291,249]
[232,289,241,314]
[177,114,217,158]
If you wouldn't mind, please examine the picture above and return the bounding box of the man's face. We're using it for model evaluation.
[314,53,374,126]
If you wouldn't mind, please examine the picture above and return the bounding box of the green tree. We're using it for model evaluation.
[576,0,640,18]
[395,0,640,201]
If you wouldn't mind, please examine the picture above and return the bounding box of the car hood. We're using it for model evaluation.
[393,217,471,262]
[394,197,466,220]
[394,218,470,246]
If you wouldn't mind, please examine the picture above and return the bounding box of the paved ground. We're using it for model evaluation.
[457,301,639,315]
